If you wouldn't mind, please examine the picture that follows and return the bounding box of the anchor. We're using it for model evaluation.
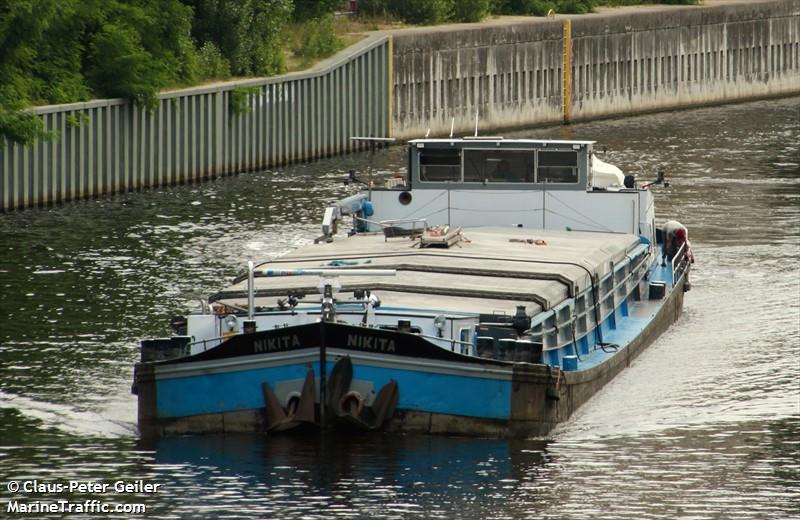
[328,356,399,431]
[261,356,398,433]
[261,369,318,432]
[326,352,354,418]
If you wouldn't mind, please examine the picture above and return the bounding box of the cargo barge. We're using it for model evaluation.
[133,137,691,438]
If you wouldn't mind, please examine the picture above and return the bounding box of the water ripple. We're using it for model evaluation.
[0,96,798,519]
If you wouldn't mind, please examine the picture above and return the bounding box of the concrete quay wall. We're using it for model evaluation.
[391,0,800,138]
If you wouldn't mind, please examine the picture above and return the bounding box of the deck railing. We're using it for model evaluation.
[671,241,686,286]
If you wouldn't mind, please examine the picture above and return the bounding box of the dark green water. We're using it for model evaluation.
[1,97,798,519]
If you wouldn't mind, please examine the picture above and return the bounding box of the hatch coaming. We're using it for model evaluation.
[217,227,641,306]
[180,239,651,360]
[192,227,649,357]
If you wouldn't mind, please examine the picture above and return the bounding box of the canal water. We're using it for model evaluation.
[1,97,798,518]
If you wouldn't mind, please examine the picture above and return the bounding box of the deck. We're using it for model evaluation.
[213,227,642,317]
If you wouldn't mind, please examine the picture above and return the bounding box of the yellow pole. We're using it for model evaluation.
[562,19,572,124]
[387,35,394,138]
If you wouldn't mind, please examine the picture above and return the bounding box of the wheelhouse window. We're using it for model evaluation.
[419,148,461,182]
[537,151,578,183]
[463,149,535,182]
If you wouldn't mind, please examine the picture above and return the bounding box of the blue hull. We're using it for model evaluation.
[135,259,689,438]
[156,353,512,421]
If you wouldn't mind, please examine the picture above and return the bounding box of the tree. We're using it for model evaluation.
[387,0,454,25]
[0,0,198,142]
[453,0,491,22]
[0,0,58,142]
[85,0,197,108]
[183,0,292,76]
[293,0,340,21]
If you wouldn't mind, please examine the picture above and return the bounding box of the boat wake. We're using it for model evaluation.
[553,242,800,441]
[0,389,136,438]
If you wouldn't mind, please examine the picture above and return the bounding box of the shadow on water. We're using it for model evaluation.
[144,432,550,489]
[134,432,552,518]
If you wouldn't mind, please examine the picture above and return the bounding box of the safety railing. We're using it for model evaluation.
[189,335,227,353]
[372,218,429,240]
[671,241,686,286]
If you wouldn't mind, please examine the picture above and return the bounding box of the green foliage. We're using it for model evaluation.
[495,0,558,15]
[229,86,259,115]
[65,112,90,128]
[557,0,594,13]
[293,0,341,21]
[496,0,696,14]
[83,0,197,108]
[88,23,160,109]
[0,0,293,143]
[0,0,197,142]
[0,0,57,142]
[0,0,704,144]
[27,1,90,104]
[599,0,696,4]
[453,0,491,22]
[0,108,45,144]
[383,0,491,24]
[196,41,231,81]
[293,15,344,61]
[357,0,389,17]
[186,0,292,76]
[387,0,454,25]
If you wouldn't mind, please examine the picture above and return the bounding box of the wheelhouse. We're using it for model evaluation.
[411,139,591,189]
[358,138,654,242]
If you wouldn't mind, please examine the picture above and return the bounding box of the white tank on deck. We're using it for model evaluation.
[591,155,626,189]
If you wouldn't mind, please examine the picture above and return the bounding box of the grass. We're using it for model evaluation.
[284,14,408,73]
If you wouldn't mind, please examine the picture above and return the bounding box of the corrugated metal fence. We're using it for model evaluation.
[0,35,391,211]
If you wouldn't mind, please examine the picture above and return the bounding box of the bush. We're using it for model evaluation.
[85,0,199,106]
[497,0,695,14]
[0,0,200,142]
[503,0,558,15]
[87,23,164,109]
[453,0,491,22]
[197,41,231,80]
[0,108,46,145]
[357,0,389,17]
[387,0,454,25]
[294,15,344,60]
[293,0,342,21]
[557,0,594,14]
[189,0,291,76]
[496,0,596,15]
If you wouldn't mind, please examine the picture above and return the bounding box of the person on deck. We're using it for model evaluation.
[661,220,694,266]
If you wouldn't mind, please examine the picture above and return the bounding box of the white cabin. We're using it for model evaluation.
[334,138,657,244]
